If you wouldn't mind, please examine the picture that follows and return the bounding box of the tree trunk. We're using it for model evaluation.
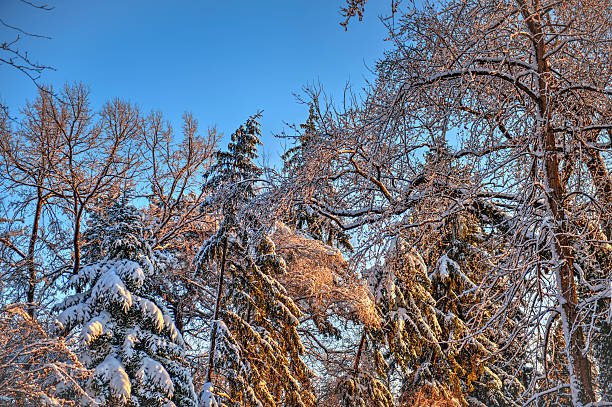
[543,125,595,404]
[520,0,596,399]
[205,237,228,383]
[26,188,43,319]
[72,206,84,277]
[353,331,366,378]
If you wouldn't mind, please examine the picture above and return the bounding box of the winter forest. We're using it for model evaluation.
[1,0,612,406]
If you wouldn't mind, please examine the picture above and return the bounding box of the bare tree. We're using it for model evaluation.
[139,110,220,339]
[48,87,142,276]
[0,0,54,83]
[0,83,142,316]
[0,87,67,316]
[142,111,219,249]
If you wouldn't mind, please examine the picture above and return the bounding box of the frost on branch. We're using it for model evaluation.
[0,304,92,406]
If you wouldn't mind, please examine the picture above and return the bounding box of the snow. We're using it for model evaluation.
[431,255,477,289]
[136,357,174,397]
[56,302,91,331]
[136,298,165,332]
[123,328,139,359]
[70,263,104,287]
[163,313,183,344]
[432,254,456,280]
[142,333,184,359]
[54,293,85,311]
[80,312,111,345]
[91,269,133,311]
[95,354,131,402]
[141,251,155,274]
[198,382,218,407]
[117,259,146,288]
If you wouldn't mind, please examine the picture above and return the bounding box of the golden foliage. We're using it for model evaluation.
[399,384,462,407]
[271,222,379,328]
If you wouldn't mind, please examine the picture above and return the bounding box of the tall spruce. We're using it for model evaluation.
[196,114,315,407]
[55,201,198,407]
[281,105,352,251]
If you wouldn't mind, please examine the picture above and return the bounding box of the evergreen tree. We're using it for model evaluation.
[195,114,316,407]
[282,105,352,251]
[363,213,524,407]
[55,201,198,407]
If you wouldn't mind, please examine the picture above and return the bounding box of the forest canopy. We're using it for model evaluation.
[1,1,612,407]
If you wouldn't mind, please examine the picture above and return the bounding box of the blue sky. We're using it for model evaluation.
[1,0,392,165]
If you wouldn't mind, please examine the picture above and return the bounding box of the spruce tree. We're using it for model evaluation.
[281,105,352,251]
[364,213,524,407]
[55,201,198,407]
[196,114,315,407]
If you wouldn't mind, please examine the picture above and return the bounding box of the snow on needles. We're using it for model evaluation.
[95,354,131,403]
[136,357,175,397]
[198,382,218,407]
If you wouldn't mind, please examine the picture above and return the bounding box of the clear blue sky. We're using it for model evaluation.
[1,0,392,164]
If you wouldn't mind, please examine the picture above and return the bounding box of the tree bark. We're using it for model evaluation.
[205,237,228,383]
[543,125,595,404]
[71,206,85,277]
[519,0,596,400]
[26,188,43,319]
